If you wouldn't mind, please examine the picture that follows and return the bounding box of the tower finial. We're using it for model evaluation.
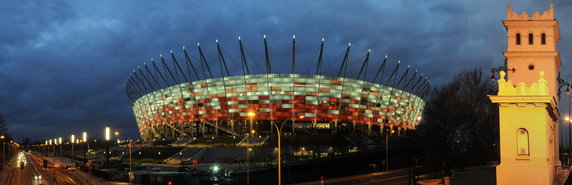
[508,4,512,10]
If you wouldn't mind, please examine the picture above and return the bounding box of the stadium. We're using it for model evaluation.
[125,36,430,141]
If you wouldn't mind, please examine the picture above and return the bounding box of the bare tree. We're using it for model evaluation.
[0,114,6,135]
[417,69,499,173]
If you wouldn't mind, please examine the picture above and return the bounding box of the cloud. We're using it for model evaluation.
[0,0,570,140]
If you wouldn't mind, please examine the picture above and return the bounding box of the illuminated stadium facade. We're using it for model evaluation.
[125,37,430,140]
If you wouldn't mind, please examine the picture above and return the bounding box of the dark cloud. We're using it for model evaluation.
[0,0,570,141]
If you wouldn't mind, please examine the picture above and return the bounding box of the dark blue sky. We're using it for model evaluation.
[0,0,570,141]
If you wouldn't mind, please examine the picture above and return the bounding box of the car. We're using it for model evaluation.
[33,174,41,180]
[67,167,76,171]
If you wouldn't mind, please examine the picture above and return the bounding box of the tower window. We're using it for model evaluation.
[516,33,521,45]
[528,33,533,45]
[541,33,546,45]
[517,128,530,157]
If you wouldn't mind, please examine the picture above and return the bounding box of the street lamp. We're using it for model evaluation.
[105,125,111,165]
[387,128,396,171]
[568,94,572,165]
[247,111,304,185]
[0,135,5,163]
[71,134,76,163]
[8,141,12,161]
[245,130,255,185]
[59,137,62,160]
[49,139,53,157]
[83,131,88,161]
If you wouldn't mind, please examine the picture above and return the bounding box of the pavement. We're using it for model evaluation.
[291,168,425,185]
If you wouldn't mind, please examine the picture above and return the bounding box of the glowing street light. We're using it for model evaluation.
[245,111,303,185]
[71,134,76,163]
[1,136,5,163]
[83,130,89,162]
[105,125,111,141]
[58,137,62,159]
[105,125,110,165]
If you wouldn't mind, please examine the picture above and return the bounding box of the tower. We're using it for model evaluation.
[489,4,561,185]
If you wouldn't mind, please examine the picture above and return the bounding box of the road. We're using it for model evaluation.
[2,152,45,185]
[291,168,424,185]
[0,152,119,185]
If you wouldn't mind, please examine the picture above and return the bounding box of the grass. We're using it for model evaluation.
[190,136,242,146]
[121,147,183,163]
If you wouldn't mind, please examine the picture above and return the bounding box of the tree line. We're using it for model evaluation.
[416,69,499,173]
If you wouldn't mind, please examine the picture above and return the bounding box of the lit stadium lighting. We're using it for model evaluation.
[125,38,430,140]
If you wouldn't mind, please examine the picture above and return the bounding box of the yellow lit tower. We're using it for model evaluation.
[489,4,561,185]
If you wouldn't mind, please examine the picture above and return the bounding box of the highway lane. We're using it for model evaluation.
[27,153,88,185]
[4,152,44,185]
[2,152,122,185]
[291,168,423,185]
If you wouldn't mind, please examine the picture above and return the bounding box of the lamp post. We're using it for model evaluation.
[58,137,62,160]
[71,134,76,165]
[387,128,395,171]
[129,139,132,173]
[105,125,111,165]
[0,135,4,163]
[8,141,11,161]
[247,111,303,185]
[568,95,572,165]
[83,131,88,161]
[246,130,255,185]
[49,139,53,157]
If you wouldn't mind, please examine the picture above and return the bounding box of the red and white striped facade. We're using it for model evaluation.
[132,73,425,139]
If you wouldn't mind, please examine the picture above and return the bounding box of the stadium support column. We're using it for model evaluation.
[215,120,219,136]
[314,38,325,135]
[356,49,371,135]
[335,43,351,134]
[291,36,296,136]
[250,119,253,136]
[202,122,206,136]
[231,120,234,134]
[263,34,274,135]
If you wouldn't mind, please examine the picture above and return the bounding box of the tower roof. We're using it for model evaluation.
[507,4,555,21]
